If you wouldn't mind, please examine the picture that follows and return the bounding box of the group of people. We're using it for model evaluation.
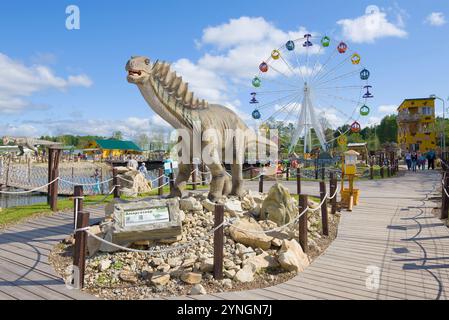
[404,149,436,172]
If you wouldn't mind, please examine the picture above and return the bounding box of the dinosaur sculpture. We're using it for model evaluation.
[2,136,61,156]
[126,56,278,201]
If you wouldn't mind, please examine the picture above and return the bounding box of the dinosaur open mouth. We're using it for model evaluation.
[128,69,142,76]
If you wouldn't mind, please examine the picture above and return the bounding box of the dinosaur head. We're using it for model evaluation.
[126,56,153,84]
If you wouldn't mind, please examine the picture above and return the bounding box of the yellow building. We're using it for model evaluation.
[397,98,436,153]
[85,139,142,159]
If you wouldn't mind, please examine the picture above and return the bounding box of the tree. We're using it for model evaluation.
[136,133,150,150]
[377,115,398,144]
[112,131,123,141]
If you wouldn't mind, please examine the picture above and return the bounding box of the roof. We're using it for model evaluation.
[347,143,367,147]
[345,150,360,156]
[398,98,436,111]
[95,139,142,151]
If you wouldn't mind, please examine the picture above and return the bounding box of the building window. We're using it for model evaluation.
[422,106,432,115]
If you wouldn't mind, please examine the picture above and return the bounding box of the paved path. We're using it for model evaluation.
[0,170,448,300]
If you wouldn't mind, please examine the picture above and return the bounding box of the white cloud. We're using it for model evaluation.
[337,5,407,43]
[0,52,93,114]
[378,104,398,114]
[425,12,447,26]
[0,116,171,140]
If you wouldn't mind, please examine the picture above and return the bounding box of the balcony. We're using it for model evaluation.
[397,113,421,123]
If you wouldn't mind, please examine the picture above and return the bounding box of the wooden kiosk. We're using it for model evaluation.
[340,150,360,211]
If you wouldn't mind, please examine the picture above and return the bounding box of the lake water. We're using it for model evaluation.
[0,191,64,209]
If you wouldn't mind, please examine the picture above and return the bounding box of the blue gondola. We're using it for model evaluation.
[252,109,261,120]
[360,69,370,80]
[286,40,295,51]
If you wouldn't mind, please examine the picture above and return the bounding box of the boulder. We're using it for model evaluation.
[223,269,236,279]
[201,199,216,212]
[244,252,279,272]
[278,239,310,272]
[229,219,273,250]
[119,270,138,284]
[86,225,103,257]
[189,284,207,295]
[260,183,296,227]
[180,197,203,212]
[234,264,255,283]
[118,170,152,197]
[224,198,244,217]
[199,258,214,272]
[98,259,112,271]
[150,272,170,286]
[181,272,202,284]
[221,279,233,289]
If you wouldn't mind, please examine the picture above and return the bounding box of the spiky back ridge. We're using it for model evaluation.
[151,61,209,110]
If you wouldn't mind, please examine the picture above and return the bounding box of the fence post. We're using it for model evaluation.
[380,165,384,179]
[158,167,164,196]
[112,168,120,199]
[201,163,207,186]
[285,166,289,181]
[49,148,61,212]
[298,195,308,253]
[321,165,325,181]
[319,181,329,236]
[296,167,301,195]
[192,164,197,191]
[441,174,449,219]
[74,185,83,226]
[73,188,89,289]
[329,172,337,215]
[259,173,264,193]
[169,163,175,194]
[213,203,224,280]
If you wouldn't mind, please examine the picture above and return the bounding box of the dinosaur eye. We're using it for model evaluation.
[145,59,150,65]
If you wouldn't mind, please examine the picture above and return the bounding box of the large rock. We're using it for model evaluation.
[151,272,170,286]
[119,270,138,283]
[229,219,273,250]
[118,170,152,197]
[180,197,203,212]
[86,225,103,257]
[260,183,296,226]
[234,264,255,283]
[181,272,202,284]
[244,252,279,272]
[189,284,207,295]
[224,198,244,217]
[278,239,310,272]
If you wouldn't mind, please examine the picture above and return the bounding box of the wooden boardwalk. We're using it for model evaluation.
[0,170,448,300]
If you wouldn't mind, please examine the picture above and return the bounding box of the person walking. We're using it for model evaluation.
[92,168,101,194]
[427,149,436,170]
[411,152,418,172]
[405,150,412,171]
[418,153,426,170]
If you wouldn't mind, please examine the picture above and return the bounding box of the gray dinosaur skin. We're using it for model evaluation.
[2,137,60,156]
[126,56,250,202]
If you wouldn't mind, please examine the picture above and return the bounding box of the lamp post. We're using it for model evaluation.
[430,95,446,156]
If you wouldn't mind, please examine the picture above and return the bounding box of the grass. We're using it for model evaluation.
[0,183,210,229]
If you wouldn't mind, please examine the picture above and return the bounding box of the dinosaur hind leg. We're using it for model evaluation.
[169,163,192,198]
[230,164,244,197]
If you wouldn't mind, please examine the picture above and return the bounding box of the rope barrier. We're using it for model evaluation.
[0,177,60,194]
[59,177,113,186]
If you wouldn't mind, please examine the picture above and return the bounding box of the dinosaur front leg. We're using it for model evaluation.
[230,164,244,197]
[169,163,192,198]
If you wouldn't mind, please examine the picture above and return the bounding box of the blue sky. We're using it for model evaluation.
[0,0,448,140]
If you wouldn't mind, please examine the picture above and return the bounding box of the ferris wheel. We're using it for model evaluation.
[249,33,373,154]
